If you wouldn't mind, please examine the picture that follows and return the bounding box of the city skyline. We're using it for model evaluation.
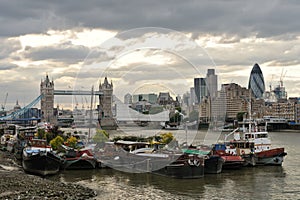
[0,1,299,110]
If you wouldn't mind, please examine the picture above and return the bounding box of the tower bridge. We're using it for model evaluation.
[1,75,169,129]
[41,75,117,130]
[53,90,103,96]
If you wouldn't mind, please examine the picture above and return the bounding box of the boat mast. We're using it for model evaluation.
[88,85,94,143]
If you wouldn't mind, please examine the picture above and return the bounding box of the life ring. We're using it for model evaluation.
[193,159,200,167]
[188,159,194,166]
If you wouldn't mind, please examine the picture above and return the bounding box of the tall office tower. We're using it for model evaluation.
[190,87,196,106]
[206,69,218,97]
[248,63,265,99]
[194,78,207,104]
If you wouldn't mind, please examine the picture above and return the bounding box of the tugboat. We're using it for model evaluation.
[243,126,286,165]
[225,122,287,166]
[22,139,63,176]
[224,93,287,166]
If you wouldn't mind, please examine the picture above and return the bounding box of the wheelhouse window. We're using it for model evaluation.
[257,134,268,138]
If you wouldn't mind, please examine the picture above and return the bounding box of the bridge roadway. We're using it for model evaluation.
[54,90,103,95]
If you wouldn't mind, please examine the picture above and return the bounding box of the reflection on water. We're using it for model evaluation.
[51,166,289,199]
[48,131,300,200]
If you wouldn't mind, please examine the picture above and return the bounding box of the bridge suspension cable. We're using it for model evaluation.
[0,94,43,120]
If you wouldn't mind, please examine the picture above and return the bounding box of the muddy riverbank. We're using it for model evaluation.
[0,151,97,200]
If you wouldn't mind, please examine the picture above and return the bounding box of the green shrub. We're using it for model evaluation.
[50,136,64,150]
[67,136,77,148]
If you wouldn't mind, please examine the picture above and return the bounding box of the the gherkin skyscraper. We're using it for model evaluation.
[248,63,265,98]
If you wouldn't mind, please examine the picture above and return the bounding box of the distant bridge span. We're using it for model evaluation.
[54,90,103,95]
[0,95,43,120]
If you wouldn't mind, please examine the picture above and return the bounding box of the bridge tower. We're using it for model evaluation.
[98,77,117,130]
[40,74,56,123]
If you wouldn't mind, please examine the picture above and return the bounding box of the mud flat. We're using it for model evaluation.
[0,151,97,200]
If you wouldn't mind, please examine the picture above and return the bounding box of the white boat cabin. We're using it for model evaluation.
[242,131,271,153]
[226,128,272,153]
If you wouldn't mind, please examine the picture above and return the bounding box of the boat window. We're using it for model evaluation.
[256,134,268,138]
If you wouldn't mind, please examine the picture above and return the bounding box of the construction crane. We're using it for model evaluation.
[280,68,287,87]
[1,93,8,111]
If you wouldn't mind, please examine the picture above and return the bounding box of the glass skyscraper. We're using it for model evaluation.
[194,78,207,103]
[194,69,218,104]
[206,69,218,97]
[248,63,265,99]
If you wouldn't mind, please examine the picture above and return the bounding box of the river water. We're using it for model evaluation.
[49,130,300,200]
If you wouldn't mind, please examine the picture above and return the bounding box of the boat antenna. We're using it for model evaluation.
[88,85,94,143]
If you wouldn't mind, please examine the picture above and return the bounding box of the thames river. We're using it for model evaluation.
[49,130,300,200]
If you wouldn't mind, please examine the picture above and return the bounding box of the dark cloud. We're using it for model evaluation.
[0,0,299,106]
[0,38,21,59]
[0,0,299,37]
[0,1,73,36]
[23,43,90,64]
[83,49,115,65]
[0,63,18,70]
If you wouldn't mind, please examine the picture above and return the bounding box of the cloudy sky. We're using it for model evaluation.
[0,0,299,110]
